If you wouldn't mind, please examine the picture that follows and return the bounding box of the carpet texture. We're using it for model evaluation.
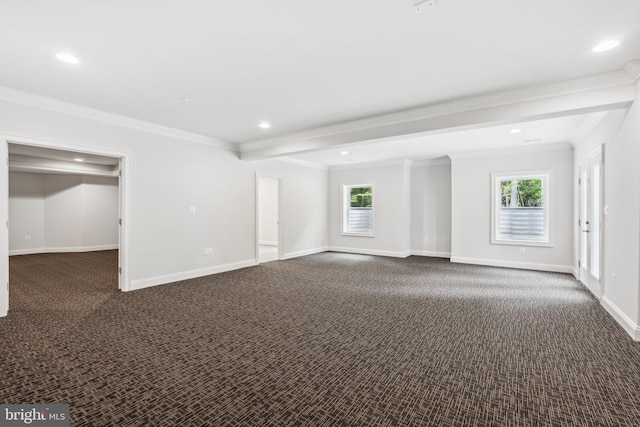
[2,251,640,426]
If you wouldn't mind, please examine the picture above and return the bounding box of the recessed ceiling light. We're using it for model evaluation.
[592,40,620,52]
[340,151,349,155]
[509,128,522,134]
[74,157,85,162]
[56,52,79,64]
[259,122,271,129]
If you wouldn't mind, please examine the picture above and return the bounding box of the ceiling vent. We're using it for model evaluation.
[414,0,436,14]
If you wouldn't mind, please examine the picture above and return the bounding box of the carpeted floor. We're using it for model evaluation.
[2,251,640,426]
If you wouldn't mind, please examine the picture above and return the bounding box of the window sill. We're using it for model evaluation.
[491,239,553,248]
[341,232,375,238]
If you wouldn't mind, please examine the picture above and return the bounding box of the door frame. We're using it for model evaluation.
[578,146,604,297]
[255,174,284,264]
[1,134,132,317]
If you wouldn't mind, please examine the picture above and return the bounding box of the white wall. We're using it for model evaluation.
[44,175,84,249]
[252,159,328,258]
[572,109,628,294]
[0,97,332,303]
[125,140,256,287]
[410,160,451,257]
[450,146,574,272]
[573,110,628,169]
[82,175,120,248]
[600,79,640,337]
[9,172,119,254]
[258,176,279,245]
[0,98,257,293]
[329,161,411,257]
[8,172,45,252]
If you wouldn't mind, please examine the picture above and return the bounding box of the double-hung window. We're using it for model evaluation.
[491,171,552,246]
[342,184,374,236]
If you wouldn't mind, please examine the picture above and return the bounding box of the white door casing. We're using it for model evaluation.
[0,135,132,317]
[579,147,603,297]
[255,174,284,264]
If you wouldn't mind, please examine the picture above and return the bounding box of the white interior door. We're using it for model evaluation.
[579,149,603,296]
[1,139,8,316]
[257,176,282,264]
[118,159,123,290]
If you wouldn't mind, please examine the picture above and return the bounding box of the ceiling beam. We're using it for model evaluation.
[239,62,639,160]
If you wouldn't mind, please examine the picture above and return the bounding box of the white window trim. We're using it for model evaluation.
[341,183,375,237]
[490,170,554,247]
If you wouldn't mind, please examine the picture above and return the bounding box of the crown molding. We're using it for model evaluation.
[0,86,236,151]
[278,156,443,171]
[447,142,572,160]
[268,156,329,171]
[410,157,451,167]
[239,61,639,153]
[329,158,411,171]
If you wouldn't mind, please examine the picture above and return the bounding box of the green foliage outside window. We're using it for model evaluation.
[500,179,542,207]
[350,187,372,208]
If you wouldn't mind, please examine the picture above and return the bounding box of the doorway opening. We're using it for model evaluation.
[1,136,131,317]
[579,147,603,297]
[257,175,283,264]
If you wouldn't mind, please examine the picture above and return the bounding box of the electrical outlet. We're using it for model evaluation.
[24,235,31,241]
[203,248,213,256]
[519,247,526,254]
[189,206,196,214]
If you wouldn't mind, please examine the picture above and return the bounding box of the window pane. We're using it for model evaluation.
[494,175,547,244]
[344,185,373,235]
[500,179,543,207]
[349,187,372,208]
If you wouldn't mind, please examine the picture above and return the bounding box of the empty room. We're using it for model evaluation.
[1,1,640,425]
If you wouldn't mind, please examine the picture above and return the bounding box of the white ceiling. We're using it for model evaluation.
[0,0,639,151]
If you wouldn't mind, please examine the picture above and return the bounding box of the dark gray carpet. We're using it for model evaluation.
[2,250,640,426]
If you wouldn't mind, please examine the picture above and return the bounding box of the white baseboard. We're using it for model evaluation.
[128,259,256,292]
[283,247,328,260]
[577,272,603,300]
[601,296,640,341]
[9,244,119,256]
[410,250,451,258]
[578,278,602,300]
[450,256,573,274]
[259,240,278,246]
[328,246,410,258]
[572,267,579,279]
